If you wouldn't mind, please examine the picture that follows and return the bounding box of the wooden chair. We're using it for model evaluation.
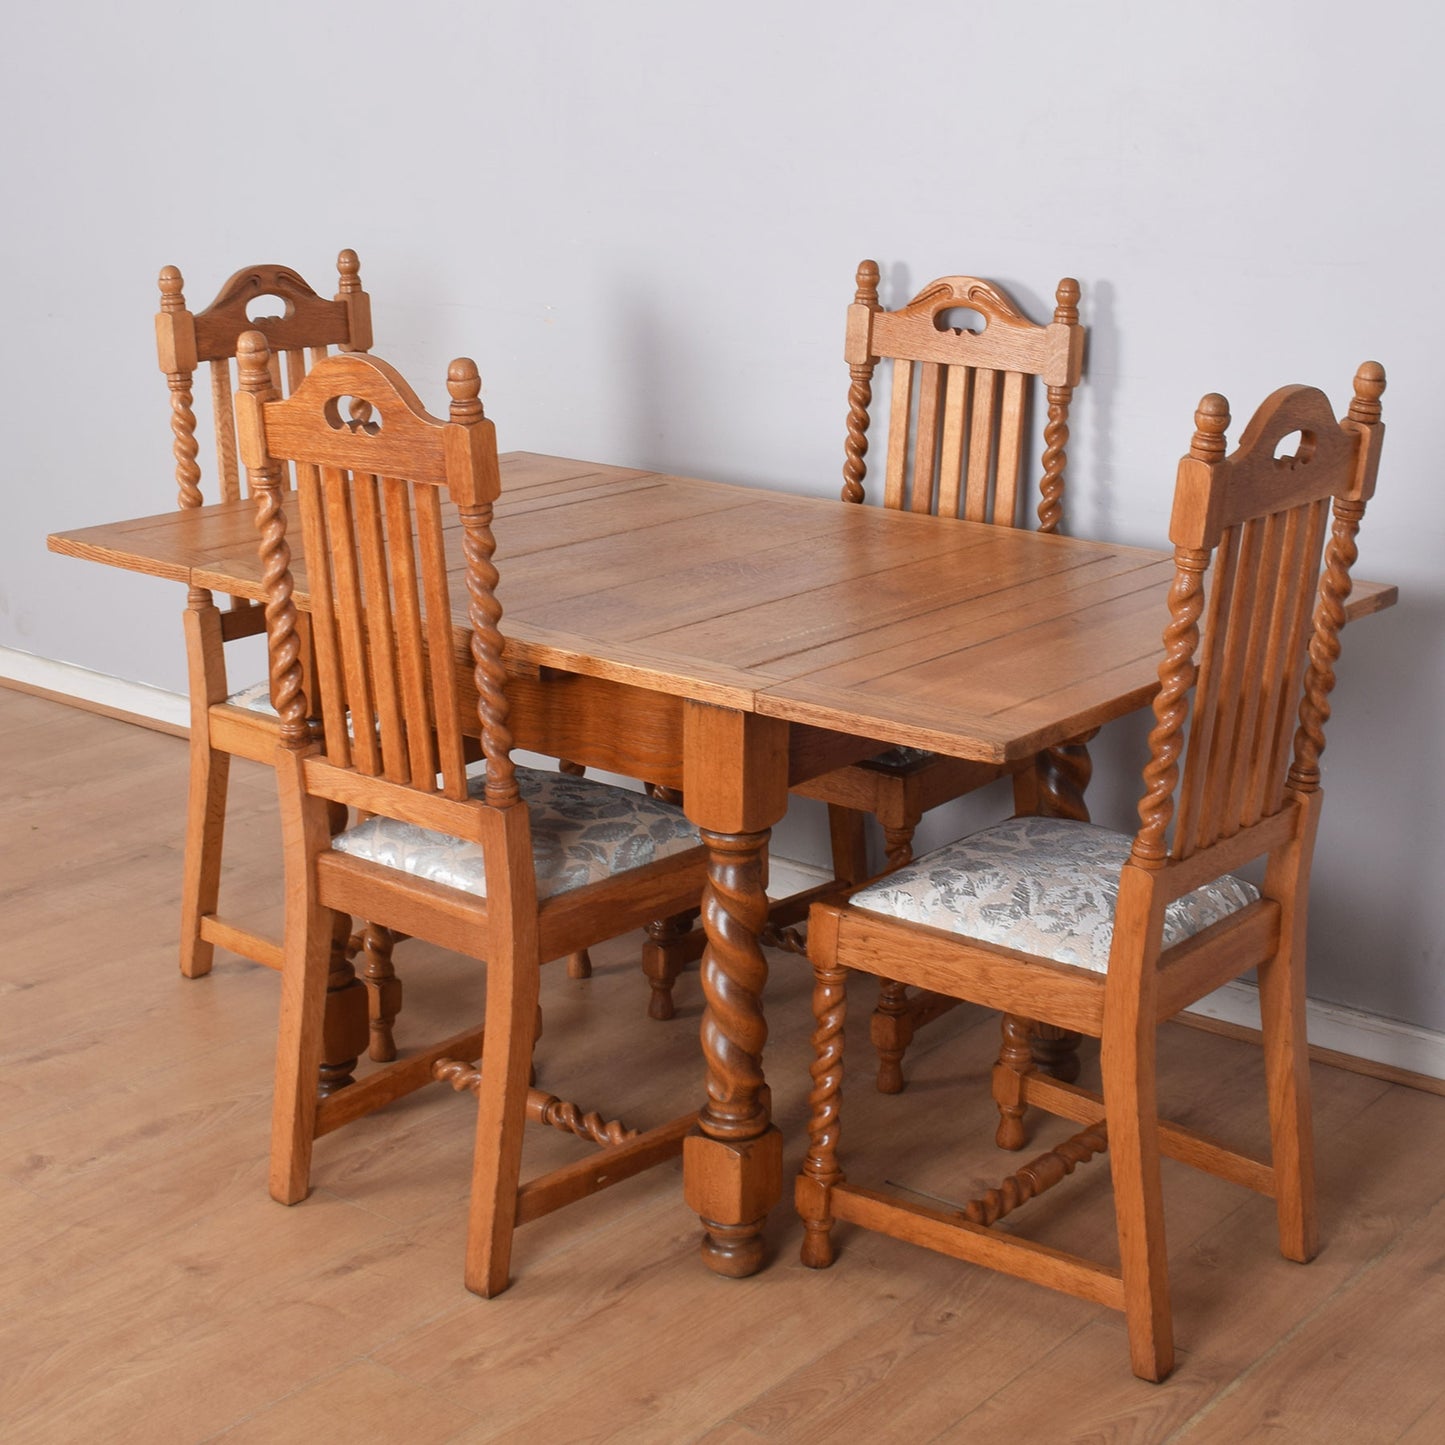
[235,335,711,1297]
[795,363,1386,1380]
[642,263,1088,1039]
[154,255,411,1042]
[792,261,1087,1090]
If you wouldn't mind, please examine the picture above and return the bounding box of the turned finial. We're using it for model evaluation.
[1190,393,1230,462]
[237,329,271,392]
[1348,360,1386,424]
[336,248,361,293]
[158,265,186,312]
[854,259,880,307]
[447,357,484,422]
[1053,277,1080,325]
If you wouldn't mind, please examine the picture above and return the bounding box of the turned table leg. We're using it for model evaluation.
[684,827,783,1277]
[681,704,788,1278]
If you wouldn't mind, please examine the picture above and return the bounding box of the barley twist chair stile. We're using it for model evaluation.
[155,252,415,1065]
[236,335,711,1296]
[796,364,1386,1381]
[792,260,1087,1092]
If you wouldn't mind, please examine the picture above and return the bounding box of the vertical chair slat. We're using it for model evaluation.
[963,367,998,523]
[384,476,438,788]
[992,371,1028,527]
[1174,523,1240,858]
[1219,511,1287,834]
[417,484,468,800]
[296,463,350,768]
[210,360,242,504]
[1194,517,1266,848]
[353,471,407,781]
[284,348,306,397]
[322,465,381,775]
[936,365,972,519]
[1236,507,1308,827]
[910,363,944,513]
[883,360,914,511]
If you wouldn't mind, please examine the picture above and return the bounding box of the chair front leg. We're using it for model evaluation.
[464,932,542,1298]
[993,1013,1036,1150]
[871,979,913,1094]
[798,957,849,1269]
[270,894,347,1205]
[641,912,693,1020]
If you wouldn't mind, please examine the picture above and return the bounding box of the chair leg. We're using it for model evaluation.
[798,958,849,1269]
[1101,1010,1174,1382]
[1257,937,1318,1263]
[993,1013,1036,1150]
[881,821,915,871]
[269,894,344,1205]
[871,979,913,1094]
[464,935,543,1298]
[361,923,402,1063]
[641,913,691,1020]
[825,803,869,887]
[564,948,593,979]
[178,729,230,979]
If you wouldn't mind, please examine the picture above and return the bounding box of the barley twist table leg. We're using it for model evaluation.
[684,827,783,1278]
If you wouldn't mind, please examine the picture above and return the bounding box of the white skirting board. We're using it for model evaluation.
[1,645,190,731]
[7,645,1443,1083]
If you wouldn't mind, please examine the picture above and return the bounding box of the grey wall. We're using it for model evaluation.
[4,2,1441,1029]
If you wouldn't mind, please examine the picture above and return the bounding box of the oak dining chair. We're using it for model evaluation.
[791,261,1087,1091]
[153,253,420,1051]
[794,363,1386,1380]
[642,263,1088,1040]
[235,334,711,1297]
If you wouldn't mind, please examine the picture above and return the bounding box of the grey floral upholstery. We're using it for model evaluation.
[850,815,1259,973]
[332,767,702,901]
[225,678,276,715]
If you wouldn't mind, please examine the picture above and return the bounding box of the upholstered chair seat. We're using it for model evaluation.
[332,768,700,902]
[850,816,1259,972]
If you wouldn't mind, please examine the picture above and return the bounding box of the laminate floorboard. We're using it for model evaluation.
[2,687,1442,1443]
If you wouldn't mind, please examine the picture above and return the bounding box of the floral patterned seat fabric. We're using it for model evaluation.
[225,678,277,715]
[332,767,702,902]
[849,815,1259,973]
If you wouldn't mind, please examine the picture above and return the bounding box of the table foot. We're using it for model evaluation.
[684,1126,783,1278]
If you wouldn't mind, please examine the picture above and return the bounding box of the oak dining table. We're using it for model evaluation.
[47,450,1397,1278]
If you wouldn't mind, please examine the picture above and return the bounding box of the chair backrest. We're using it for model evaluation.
[1131,363,1386,868]
[235,334,517,836]
[841,261,1085,532]
[156,252,372,509]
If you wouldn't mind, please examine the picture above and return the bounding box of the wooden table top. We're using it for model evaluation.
[48,452,1397,765]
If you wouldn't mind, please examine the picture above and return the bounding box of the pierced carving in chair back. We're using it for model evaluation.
[840,261,1084,531]
[156,252,372,509]
[234,335,516,820]
[1131,363,1386,867]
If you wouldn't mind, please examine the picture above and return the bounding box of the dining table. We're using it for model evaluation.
[48,450,1397,1278]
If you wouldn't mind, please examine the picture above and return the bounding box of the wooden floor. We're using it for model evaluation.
[4,686,1445,1444]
